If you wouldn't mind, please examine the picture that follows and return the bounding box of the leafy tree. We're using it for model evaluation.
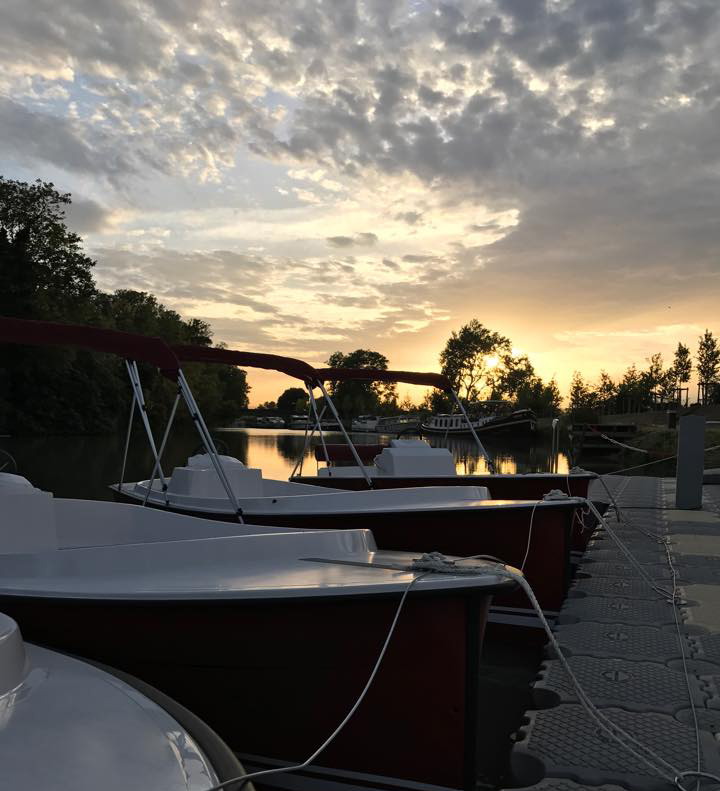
[0,177,249,433]
[569,371,595,411]
[398,394,415,412]
[325,349,397,417]
[516,377,562,417]
[439,319,510,403]
[256,401,277,411]
[493,353,535,400]
[277,387,308,414]
[0,177,96,320]
[697,330,720,384]
[614,363,647,411]
[672,342,692,386]
[491,353,560,416]
[595,371,616,412]
[0,227,36,318]
[643,352,676,404]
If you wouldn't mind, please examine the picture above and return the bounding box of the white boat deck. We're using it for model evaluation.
[0,527,511,600]
[0,477,513,601]
[0,615,218,791]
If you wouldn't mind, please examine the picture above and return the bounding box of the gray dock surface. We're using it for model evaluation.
[505,475,720,791]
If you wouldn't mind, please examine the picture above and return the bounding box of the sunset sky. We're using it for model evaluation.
[1,0,718,405]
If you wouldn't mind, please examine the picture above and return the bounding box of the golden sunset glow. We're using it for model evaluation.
[1,0,716,407]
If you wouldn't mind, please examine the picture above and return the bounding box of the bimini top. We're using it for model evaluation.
[315,367,453,392]
[172,344,319,384]
[0,316,180,379]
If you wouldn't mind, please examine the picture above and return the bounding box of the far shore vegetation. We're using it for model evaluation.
[1,176,718,436]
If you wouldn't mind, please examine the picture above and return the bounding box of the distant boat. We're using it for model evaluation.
[287,413,309,429]
[319,418,342,430]
[255,415,285,428]
[422,405,536,436]
[376,414,422,435]
[351,414,379,431]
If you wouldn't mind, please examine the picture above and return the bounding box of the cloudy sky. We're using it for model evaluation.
[2,0,718,403]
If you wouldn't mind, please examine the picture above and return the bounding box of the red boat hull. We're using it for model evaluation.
[0,589,496,791]
[289,473,597,558]
[114,491,578,634]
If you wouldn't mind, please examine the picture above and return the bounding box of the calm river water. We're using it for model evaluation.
[0,425,656,500]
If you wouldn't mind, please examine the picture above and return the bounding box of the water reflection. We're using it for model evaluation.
[0,427,612,503]
[420,434,570,476]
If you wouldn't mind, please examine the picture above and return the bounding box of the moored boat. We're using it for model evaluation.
[421,406,536,436]
[0,609,248,791]
[0,471,514,791]
[351,414,379,431]
[376,413,422,435]
[288,367,594,528]
[0,318,585,634]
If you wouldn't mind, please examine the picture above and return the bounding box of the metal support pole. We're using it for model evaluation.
[675,415,705,509]
[290,390,326,479]
[307,387,332,473]
[317,382,374,489]
[118,397,136,493]
[450,390,495,473]
[551,418,559,473]
[125,360,168,491]
[177,370,244,522]
[142,391,180,508]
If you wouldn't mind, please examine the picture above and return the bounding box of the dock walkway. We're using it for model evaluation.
[505,475,720,791]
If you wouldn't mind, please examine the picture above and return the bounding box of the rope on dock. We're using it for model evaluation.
[201,480,720,791]
[587,424,651,454]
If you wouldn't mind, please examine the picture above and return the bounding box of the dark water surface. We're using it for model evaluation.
[0,425,660,501]
[1,427,578,499]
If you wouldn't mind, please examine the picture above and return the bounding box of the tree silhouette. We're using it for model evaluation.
[439,319,510,403]
[672,343,692,386]
[325,349,397,418]
[277,387,308,414]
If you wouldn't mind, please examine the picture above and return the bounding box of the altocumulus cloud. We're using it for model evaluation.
[0,0,719,379]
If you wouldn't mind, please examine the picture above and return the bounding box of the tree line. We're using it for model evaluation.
[268,320,564,420]
[0,177,249,435]
[5,177,714,434]
[569,334,720,415]
[269,321,720,421]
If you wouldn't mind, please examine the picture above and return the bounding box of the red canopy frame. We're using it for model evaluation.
[315,367,452,391]
[171,345,319,383]
[0,316,179,378]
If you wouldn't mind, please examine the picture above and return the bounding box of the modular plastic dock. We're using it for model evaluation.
[505,475,720,791]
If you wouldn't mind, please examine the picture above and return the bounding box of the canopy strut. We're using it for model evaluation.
[449,389,495,473]
[177,370,244,523]
[125,360,169,491]
[317,382,374,489]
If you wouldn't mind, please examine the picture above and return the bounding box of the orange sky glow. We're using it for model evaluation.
[2,0,717,406]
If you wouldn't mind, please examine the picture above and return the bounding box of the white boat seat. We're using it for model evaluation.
[167,455,265,498]
[0,473,58,553]
[374,444,456,476]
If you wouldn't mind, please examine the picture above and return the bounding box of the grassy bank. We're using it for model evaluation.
[629,425,720,467]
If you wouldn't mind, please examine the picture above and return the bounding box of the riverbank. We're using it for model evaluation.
[628,425,720,461]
